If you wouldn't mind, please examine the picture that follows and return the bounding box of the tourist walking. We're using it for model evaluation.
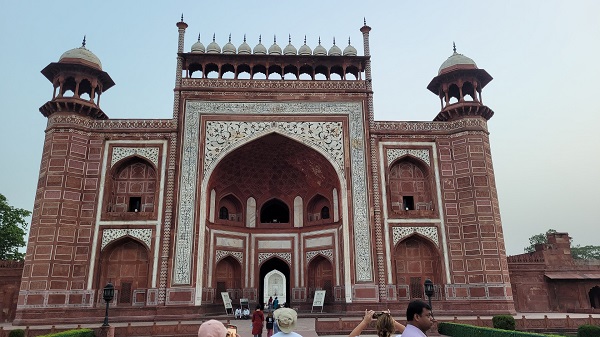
[272,296,279,310]
[252,304,265,337]
[400,300,434,337]
[266,311,275,337]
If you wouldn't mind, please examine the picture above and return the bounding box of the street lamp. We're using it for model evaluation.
[424,279,434,317]
[102,282,115,327]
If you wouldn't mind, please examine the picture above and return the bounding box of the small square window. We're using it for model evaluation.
[403,196,415,210]
[128,197,141,212]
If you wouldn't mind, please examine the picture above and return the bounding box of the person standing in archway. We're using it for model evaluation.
[273,296,279,310]
[252,304,265,337]
[268,296,273,310]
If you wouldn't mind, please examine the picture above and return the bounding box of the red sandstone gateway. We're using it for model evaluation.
[15,18,516,325]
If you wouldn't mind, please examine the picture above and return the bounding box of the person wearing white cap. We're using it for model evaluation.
[271,308,302,337]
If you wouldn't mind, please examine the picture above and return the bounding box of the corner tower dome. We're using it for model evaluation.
[438,43,477,75]
[59,37,102,70]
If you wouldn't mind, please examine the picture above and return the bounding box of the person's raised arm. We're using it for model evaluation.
[349,310,375,337]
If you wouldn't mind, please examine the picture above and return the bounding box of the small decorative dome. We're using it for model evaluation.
[238,35,251,54]
[283,35,297,55]
[59,36,102,70]
[298,36,312,56]
[328,38,342,56]
[268,36,282,55]
[222,34,236,54]
[313,37,327,56]
[343,37,357,56]
[438,43,477,75]
[206,34,221,54]
[191,34,205,53]
[253,35,267,55]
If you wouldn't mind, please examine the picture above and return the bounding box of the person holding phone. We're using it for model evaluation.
[349,309,405,337]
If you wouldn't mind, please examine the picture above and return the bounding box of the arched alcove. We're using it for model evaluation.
[307,255,334,303]
[98,238,150,305]
[388,156,433,213]
[260,258,290,307]
[215,256,242,301]
[108,157,157,213]
[394,235,442,300]
[306,194,332,223]
[217,194,243,224]
[260,199,289,223]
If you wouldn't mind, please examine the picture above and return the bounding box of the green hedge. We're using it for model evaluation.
[438,322,564,337]
[8,329,25,337]
[493,315,516,330]
[578,324,600,337]
[37,329,95,337]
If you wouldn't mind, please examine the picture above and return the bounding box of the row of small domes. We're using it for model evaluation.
[191,35,358,56]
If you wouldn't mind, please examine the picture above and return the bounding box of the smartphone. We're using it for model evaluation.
[227,325,237,336]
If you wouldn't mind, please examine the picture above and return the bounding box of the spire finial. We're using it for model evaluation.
[348,37,351,45]
[318,36,321,45]
[229,34,231,43]
[304,35,307,44]
[197,33,201,42]
[289,34,291,44]
[212,33,215,42]
[364,17,367,25]
[259,35,262,44]
[274,35,276,44]
[453,41,456,53]
[333,37,336,45]
[81,35,86,48]
[244,34,246,43]
[181,13,184,22]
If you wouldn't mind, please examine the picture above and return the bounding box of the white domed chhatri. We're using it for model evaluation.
[283,35,297,55]
[222,34,236,54]
[298,36,312,56]
[328,38,342,56]
[206,34,221,54]
[191,34,205,53]
[313,37,327,56]
[343,37,357,56]
[238,35,252,55]
[268,36,282,55]
[253,35,267,55]
[438,43,477,75]
[59,36,103,70]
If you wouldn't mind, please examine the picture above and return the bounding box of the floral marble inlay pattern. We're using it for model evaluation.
[215,250,244,264]
[306,249,334,264]
[386,149,430,166]
[392,226,439,247]
[111,147,160,168]
[101,228,152,250]
[258,252,292,266]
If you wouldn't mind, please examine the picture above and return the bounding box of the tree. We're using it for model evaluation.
[524,229,557,253]
[0,193,30,260]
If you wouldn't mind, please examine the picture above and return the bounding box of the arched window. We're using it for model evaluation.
[219,206,229,220]
[320,206,330,219]
[260,199,289,223]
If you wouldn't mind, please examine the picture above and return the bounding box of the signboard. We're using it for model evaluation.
[311,290,326,313]
[221,292,233,314]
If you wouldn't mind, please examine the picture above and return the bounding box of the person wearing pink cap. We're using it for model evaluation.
[197,319,238,337]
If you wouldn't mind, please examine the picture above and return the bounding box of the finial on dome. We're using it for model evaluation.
[244,34,246,42]
[289,34,291,44]
[212,33,215,42]
[274,35,276,43]
[304,35,307,44]
[229,34,231,42]
[181,13,184,22]
[364,17,366,25]
[333,37,336,45]
[453,41,456,53]
[81,35,86,48]
[318,36,321,44]
[348,37,351,45]
[259,35,262,43]
[197,33,201,42]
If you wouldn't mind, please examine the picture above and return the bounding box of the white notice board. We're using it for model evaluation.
[311,290,326,313]
[221,292,233,314]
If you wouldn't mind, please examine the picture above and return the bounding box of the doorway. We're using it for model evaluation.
[589,286,600,309]
[259,257,290,308]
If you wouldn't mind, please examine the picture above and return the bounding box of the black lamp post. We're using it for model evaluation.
[424,279,434,317]
[102,282,115,327]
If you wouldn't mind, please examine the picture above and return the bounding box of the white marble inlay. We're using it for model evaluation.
[111,147,160,168]
[392,226,439,247]
[387,149,430,166]
[101,228,152,250]
[216,237,244,248]
[258,241,292,249]
[305,237,333,248]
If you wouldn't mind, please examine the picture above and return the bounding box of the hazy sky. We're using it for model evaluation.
[1,1,598,256]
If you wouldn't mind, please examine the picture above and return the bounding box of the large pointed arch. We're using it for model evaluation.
[393,235,442,300]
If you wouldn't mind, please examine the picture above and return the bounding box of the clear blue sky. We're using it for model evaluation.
[1,1,598,255]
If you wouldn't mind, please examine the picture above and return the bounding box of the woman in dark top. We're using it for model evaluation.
[266,311,274,337]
